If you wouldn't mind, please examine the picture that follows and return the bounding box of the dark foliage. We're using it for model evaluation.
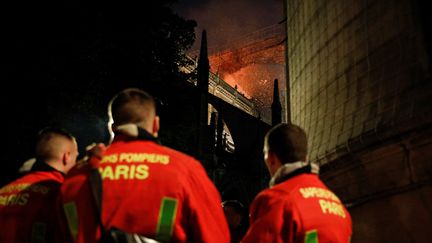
[1,0,197,185]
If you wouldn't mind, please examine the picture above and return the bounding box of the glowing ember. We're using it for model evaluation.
[216,63,285,114]
[222,74,252,99]
[208,36,286,122]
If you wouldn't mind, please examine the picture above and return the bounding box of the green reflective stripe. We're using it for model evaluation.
[305,229,318,243]
[64,202,79,240]
[31,222,46,243]
[155,197,178,242]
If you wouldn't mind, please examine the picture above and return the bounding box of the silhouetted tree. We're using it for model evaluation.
[2,0,197,185]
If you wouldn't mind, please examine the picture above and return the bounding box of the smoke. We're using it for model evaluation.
[173,0,284,53]
[173,0,286,122]
[222,63,285,114]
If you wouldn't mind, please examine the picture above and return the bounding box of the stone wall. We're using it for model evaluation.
[286,0,432,162]
[286,0,432,241]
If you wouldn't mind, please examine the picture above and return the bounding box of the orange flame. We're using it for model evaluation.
[222,74,252,99]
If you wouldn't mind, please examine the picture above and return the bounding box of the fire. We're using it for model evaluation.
[222,74,252,99]
[207,36,286,121]
[218,63,285,104]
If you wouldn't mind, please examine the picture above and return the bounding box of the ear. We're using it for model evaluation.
[267,151,277,166]
[267,151,281,176]
[62,151,70,167]
[152,116,160,137]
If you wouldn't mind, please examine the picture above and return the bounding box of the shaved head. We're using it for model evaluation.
[264,123,308,164]
[108,88,156,129]
[36,128,76,160]
[35,127,78,173]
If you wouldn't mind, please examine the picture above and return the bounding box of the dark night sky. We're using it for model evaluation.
[2,0,197,185]
[0,0,283,186]
[172,0,284,53]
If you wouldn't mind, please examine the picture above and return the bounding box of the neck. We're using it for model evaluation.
[114,124,159,143]
[45,160,65,173]
[31,159,65,175]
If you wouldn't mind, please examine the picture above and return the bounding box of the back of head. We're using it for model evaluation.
[222,200,244,214]
[108,88,156,129]
[265,123,308,164]
[222,200,245,229]
[35,127,77,162]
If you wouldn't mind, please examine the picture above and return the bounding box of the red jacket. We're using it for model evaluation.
[242,173,352,243]
[62,132,230,243]
[60,157,102,243]
[0,163,65,243]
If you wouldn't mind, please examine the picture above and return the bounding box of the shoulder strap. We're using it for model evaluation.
[88,167,160,243]
[89,168,103,216]
[88,168,114,243]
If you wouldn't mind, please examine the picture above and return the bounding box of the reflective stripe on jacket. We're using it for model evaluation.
[62,133,230,243]
[0,169,64,243]
[242,173,352,243]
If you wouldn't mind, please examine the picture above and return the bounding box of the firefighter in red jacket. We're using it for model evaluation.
[61,88,230,243]
[0,127,79,243]
[242,124,352,243]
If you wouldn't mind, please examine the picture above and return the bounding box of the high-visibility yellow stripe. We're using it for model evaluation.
[155,197,178,242]
[64,202,79,240]
[305,229,318,243]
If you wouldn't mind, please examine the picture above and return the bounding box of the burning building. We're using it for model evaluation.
[203,24,287,124]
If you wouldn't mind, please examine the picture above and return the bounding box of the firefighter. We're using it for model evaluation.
[0,127,79,242]
[242,123,352,243]
[222,200,247,243]
[61,88,230,243]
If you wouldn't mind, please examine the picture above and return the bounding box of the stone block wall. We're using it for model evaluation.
[286,0,432,162]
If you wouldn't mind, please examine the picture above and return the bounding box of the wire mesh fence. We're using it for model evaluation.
[287,0,432,164]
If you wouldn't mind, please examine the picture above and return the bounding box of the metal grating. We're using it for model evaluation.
[287,0,432,164]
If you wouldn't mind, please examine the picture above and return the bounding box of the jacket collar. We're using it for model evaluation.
[113,124,160,144]
[31,158,65,176]
[269,161,319,187]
